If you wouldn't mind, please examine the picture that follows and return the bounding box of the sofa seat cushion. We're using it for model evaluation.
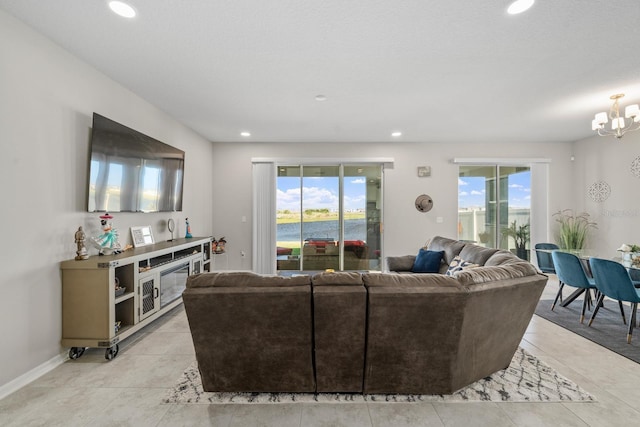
[411,249,444,273]
[312,271,363,286]
[455,263,539,286]
[186,271,310,288]
[363,272,460,288]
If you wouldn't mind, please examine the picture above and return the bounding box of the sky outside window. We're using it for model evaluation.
[277,176,366,212]
[458,171,531,209]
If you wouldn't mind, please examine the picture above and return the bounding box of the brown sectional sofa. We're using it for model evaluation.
[182,236,547,395]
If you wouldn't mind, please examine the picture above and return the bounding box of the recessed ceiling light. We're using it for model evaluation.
[391,131,402,137]
[109,1,137,18]
[315,95,327,101]
[240,131,251,137]
[507,0,534,15]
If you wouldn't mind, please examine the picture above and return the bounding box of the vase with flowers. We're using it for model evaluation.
[617,243,640,267]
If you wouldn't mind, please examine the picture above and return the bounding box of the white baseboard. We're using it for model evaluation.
[0,351,68,400]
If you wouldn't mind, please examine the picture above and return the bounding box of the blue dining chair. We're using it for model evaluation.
[589,257,640,344]
[551,251,597,323]
[535,243,559,274]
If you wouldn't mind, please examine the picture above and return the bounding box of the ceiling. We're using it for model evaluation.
[2,0,639,144]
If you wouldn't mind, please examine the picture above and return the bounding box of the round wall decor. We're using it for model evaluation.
[587,181,611,203]
[415,194,434,212]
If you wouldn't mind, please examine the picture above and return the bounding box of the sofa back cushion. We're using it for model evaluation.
[186,272,310,288]
[183,284,315,392]
[458,245,500,266]
[426,236,467,269]
[455,263,539,286]
[363,272,460,288]
[484,250,522,266]
[312,271,363,286]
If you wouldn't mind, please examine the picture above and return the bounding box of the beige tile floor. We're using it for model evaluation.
[2,276,640,426]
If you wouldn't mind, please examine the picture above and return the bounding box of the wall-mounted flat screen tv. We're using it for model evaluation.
[87,113,184,212]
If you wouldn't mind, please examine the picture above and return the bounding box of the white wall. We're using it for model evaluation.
[0,10,214,390]
[572,131,640,256]
[211,141,574,270]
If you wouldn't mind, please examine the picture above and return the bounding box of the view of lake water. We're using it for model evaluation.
[277,219,366,242]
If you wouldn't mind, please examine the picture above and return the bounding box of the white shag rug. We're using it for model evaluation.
[163,347,594,404]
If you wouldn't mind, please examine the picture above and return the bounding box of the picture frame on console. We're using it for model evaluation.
[131,225,154,247]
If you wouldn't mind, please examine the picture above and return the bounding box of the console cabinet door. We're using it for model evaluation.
[138,273,160,321]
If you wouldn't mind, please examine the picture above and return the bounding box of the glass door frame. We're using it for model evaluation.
[457,163,532,256]
[276,162,384,272]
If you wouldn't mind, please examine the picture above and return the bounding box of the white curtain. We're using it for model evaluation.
[252,162,277,274]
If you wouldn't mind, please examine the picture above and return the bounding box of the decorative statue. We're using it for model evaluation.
[185,217,193,238]
[74,226,89,260]
[91,213,122,255]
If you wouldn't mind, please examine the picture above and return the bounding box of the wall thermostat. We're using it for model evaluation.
[417,166,431,177]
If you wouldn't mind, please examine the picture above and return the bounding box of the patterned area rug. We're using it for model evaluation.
[163,347,595,404]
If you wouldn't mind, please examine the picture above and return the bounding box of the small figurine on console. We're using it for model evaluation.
[74,226,89,260]
[216,236,226,253]
[185,217,193,238]
[91,213,122,255]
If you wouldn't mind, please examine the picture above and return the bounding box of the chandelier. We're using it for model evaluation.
[592,94,640,139]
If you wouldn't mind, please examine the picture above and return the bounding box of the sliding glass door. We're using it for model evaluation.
[276,164,382,272]
[458,165,531,259]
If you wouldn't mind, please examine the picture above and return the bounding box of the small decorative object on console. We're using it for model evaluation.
[74,226,89,260]
[185,218,193,238]
[131,225,155,247]
[91,213,122,255]
[114,277,125,297]
[216,237,226,253]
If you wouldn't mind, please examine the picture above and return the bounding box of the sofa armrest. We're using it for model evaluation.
[385,255,416,272]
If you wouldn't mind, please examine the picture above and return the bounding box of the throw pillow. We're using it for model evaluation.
[445,255,480,276]
[411,249,444,273]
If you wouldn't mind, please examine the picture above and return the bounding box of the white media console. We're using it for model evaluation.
[60,236,211,360]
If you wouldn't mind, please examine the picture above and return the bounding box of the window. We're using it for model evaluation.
[275,164,382,272]
[458,165,531,259]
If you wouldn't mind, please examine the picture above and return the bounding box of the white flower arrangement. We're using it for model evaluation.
[617,243,640,253]
[617,244,640,267]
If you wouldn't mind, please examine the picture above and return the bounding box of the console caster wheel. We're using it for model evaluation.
[105,344,119,361]
[69,347,85,360]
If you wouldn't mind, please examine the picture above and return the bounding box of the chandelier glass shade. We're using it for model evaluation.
[592,94,640,139]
